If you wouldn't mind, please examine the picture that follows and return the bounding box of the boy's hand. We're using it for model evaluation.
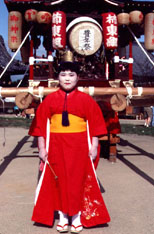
[89,136,98,161]
[89,145,97,161]
[38,136,47,162]
[39,148,48,162]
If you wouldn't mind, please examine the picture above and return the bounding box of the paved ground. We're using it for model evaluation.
[0,127,154,234]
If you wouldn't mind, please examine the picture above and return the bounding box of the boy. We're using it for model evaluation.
[29,62,110,233]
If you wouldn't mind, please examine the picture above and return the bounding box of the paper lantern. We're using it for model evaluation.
[52,11,66,49]
[37,11,52,24]
[25,9,38,22]
[144,13,154,50]
[8,11,22,51]
[117,13,130,25]
[102,12,118,50]
[67,17,102,56]
[129,10,143,24]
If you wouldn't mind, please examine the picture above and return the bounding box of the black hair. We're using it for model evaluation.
[57,61,80,75]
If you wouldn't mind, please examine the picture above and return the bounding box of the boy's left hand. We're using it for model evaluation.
[89,146,97,161]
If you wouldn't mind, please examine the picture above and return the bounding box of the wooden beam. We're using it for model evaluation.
[1,87,154,98]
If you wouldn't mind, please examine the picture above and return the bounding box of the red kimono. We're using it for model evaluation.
[97,100,121,135]
[29,88,110,227]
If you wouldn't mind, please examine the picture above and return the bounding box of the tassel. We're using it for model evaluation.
[62,92,69,126]
[62,110,69,126]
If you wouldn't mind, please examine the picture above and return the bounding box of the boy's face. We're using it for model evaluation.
[58,70,78,91]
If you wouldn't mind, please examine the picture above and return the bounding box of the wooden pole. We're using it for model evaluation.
[1,87,154,98]
[105,61,109,80]
[129,39,133,80]
[48,51,54,78]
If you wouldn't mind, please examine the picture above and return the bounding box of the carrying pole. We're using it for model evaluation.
[1,87,154,98]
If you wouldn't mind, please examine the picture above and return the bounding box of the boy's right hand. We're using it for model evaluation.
[39,148,48,162]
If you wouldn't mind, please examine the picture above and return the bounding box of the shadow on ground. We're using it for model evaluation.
[0,136,37,176]
[117,138,154,186]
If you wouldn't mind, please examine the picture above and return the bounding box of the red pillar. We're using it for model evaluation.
[29,39,34,80]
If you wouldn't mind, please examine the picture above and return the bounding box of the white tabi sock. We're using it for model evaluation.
[72,211,82,226]
[58,211,68,225]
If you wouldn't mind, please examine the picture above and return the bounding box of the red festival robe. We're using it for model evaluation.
[29,89,110,227]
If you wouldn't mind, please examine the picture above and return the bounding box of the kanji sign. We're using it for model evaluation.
[79,29,94,51]
[52,11,66,49]
[102,12,118,50]
[8,11,22,50]
[37,11,52,24]
[25,9,37,22]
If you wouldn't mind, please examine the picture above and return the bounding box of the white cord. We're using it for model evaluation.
[38,86,44,103]
[126,87,132,105]
[86,121,100,188]
[78,87,84,92]
[51,0,65,5]
[137,87,143,96]
[126,86,143,105]
[128,26,154,67]
[0,86,2,98]
[17,66,29,88]
[89,86,95,96]
[126,87,133,98]
[104,0,119,6]
[28,86,34,95]
[0,26,33,80]
[0,91,6,147]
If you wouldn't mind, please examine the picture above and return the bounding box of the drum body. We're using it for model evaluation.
[67,17,102,56]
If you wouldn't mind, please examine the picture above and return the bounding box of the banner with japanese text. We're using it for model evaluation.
[102,12,118,50]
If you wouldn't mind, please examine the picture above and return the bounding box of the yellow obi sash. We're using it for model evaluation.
[50,114,87,133]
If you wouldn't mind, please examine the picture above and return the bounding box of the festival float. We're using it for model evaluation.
[1,0,154,160]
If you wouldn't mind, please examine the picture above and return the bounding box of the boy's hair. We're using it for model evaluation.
[58,61,80,75]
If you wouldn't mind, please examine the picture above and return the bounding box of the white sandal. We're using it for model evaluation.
[56,223,69,233]
[71,224,83,233]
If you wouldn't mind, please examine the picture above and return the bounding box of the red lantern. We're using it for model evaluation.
[25,9,38,22]
[52,11,66,49]
[102,12,118,50]
[117,13,130,25]
[144,13,154,50]
[37,11,52,24]
[129,11,143,24]
[8,11,22,51]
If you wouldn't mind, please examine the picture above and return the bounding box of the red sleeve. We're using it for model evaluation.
[28,96,51,138]
[85,96,107,137]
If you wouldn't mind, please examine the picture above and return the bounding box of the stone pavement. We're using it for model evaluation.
[0,127,154,234]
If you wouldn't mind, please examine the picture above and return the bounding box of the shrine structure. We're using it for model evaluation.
[1,0,154,161]
[1,0,153,108]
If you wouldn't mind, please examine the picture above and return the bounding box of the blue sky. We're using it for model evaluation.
[0,0,45,59]
[0,1,9,43]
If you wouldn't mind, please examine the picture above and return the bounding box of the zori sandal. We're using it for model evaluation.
[56,223,69,233]
[71,224,83,233]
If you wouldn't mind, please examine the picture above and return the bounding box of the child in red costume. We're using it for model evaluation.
[29,62,110,233]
